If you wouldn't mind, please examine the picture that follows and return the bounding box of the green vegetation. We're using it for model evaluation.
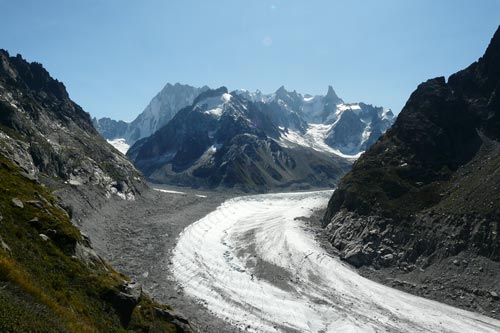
[0,155,178,332]
[328,135,452,218]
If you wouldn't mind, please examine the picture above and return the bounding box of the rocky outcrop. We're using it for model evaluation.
[326,208,500,270]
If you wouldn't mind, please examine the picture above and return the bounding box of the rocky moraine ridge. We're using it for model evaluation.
[322,26,500,318]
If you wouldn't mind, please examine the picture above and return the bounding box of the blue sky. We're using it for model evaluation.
[1,1,499,121]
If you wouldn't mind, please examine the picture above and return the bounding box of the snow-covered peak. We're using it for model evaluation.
[122,83,209,144]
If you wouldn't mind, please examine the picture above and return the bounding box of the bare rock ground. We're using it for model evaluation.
[78,184,246,332]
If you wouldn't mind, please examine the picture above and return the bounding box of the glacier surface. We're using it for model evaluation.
[172,191,500,332]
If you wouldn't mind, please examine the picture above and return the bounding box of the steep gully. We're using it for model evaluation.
[171,191,500,332]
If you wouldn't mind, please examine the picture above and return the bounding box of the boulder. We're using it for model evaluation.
[381,253,395,266]
[341,243,373,268]
[0,236,11,254]
[27,200,44,209]
[123,280,142,303]
[105,280,143,326]
[29,217,39,224]
[154,307,192,333]
[11,197,24,208]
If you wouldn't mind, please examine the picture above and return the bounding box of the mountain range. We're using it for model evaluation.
[96,83,394,190]
[127,87,348,190]
[96,83,393,156]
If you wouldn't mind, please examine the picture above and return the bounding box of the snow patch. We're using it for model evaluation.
[381,108,393,120]
[197,93,234,118]
[107,138,130,155]
[221,93,232,103]
[279,124,362,160]
[337,103,361,112]
[154,188,207,198]
[360,126,372,146]
[204,107,223,117]
[154,188,187,195]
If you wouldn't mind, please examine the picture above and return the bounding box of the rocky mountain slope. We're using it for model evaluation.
[94,83,209,146]
[322,26,500,317]
[0,49,190,332]
[128,87,352,191]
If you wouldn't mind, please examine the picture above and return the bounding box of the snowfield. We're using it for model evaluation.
[171,191,500,332]
[280,124,362,160]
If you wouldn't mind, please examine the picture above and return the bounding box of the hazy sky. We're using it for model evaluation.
[1,0,499,121]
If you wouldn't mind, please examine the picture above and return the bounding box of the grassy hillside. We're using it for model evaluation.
[0,155,183,332]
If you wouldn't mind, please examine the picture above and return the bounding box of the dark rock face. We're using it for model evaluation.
[260,99,308,133]
[325,109,366,154]
[0,49,142,200]
[323,26,500,284]
[268,86,309,132]
[128,88,351,191]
